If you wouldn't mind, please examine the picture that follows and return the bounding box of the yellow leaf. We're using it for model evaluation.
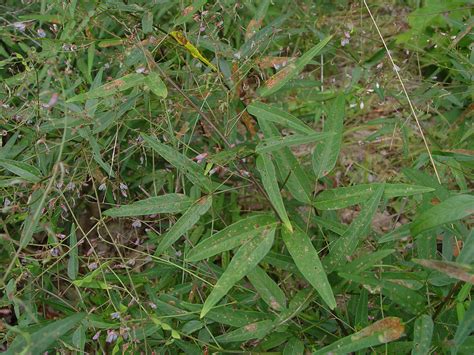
[169,30,217,72]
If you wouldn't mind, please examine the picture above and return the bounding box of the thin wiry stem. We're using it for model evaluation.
[363,0,441,184]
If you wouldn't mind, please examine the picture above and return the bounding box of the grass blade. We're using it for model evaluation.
[314,183,435,210]
[411,194,474,236]
[282,226,336,309]
[412,315,434,355]
[67,224,78,280]
[324,184,384,272]
[186,214,277,262]
[258,36,332,96]
[256,153,292,231]
[200,226,276,318]
[313,317,404,354]
[155,195,212,255]
[104,193,193,217]
[312,94,345,179]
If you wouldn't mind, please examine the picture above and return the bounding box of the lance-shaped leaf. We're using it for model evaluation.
[453,301,474,354]
[282,226,336,309]
[248,102,313,134]
[283,338,305,355]
[312,94,345,179]
[313,317,405,354]
[141,134,213,192]
[340,272,425,314]
[258,36,332,96]
[200,226,276,318]
[324,184,384,272]
[144,71,167,98]
[258,119,313,204]
[314,183,435,210]
[413,259,474,284]
[256,132,333,154]
[247,266,287,311]
[67,73,145,102]
[5,313,86,354]
[412,315,434,355]
[0,158,42,183]
[20,189,46,248]
[215,320,274,343]
[257,153,292,231]
[104,194,193,217]
[67,224,78,280]
[411,194,474,236]
[155,196,212,255]
[186,214,277,262]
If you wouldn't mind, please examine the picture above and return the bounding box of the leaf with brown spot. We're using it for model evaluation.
[214,320,274,343]
[67,73,145,102]
[200,226,276,318]
[258,35,332,97]
[186,215,277,262]
[414,259,474,284]
[175,0,208,25]
[314,317,405,354]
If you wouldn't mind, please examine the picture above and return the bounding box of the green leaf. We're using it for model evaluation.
[248,102,314,134]
[67,73,145,102]
[324,184,384,272]
[282,226,336,310]
[186,214,276,262]
[312,94,345,179]
[314,183,435,210]
[411,195,474,236]
[67,224,78,280]
[142,11,153,33]
[258,119,313,204]
[104,194,193,217]
[247,266,287,311]
[155,196,212,255]
[412,315,433,355]
[453,301,474,354]
[313,317,405,354]
[141,133,213,192]
[5,313,86,355]
[283,337,305,355]
[214,320,273,343]
[339,249,395,273]
[257,153,292,231]
[256,132,333,153]
[258,36,332,96]
[340,272,426,314]
[0,158,42,183]
[145,71,167,98]
[78,127,115,177]
[200,226,276,318]
[20,189,46,248]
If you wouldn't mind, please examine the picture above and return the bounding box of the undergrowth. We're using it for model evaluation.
[0,0,473,354]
